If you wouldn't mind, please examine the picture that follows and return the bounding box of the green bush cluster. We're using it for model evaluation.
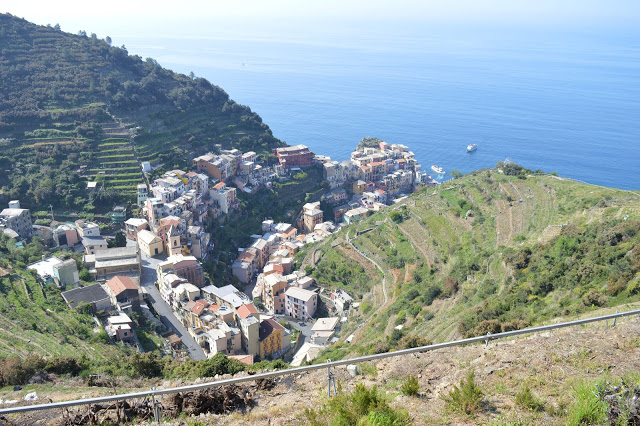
[443,370,484,416]
[0,351,290,386]
[0,354,84,386]
[400,375,420,396]
[567,381,607,425]
[459,218,640,337]
[515,386,545,411]
[305,383,410,425]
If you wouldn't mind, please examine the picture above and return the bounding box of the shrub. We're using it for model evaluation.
[607,277,628,296]
[305,384,410,425]
[501,319,530,333]
[443,277,459,296]
[195,353,245,377]
[45,356,83,376]
[389,211,404,223]
[567,381,607,425]
[628,280,640,295]
[422,311,435,321]
[407,304,421,317]
[78,268,92,281]
[388,329,404,347]
[515,386,544,411]
[127,352,164,378]
[443,370,484,416]
[401,375,420,396]
[0,355,45,386]
[398,335,430,349]
[467,319,501,338]
[582,291,607,307]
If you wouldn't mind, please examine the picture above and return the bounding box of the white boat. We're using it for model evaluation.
[431,165,445,175]
[467,144,478,152]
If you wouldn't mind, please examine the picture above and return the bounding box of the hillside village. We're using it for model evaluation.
[0,138,435,366]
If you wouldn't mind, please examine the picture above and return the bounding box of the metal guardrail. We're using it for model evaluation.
[1,308,639,416]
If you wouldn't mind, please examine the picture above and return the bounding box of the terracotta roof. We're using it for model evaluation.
[236,303,259,319]
[213,182,226,190]
[228,354,254,365]
[237,250,256,262]
[159,220,182,235]
[105,276,138,296]
[265,263,285,274]
[191,299,210,316]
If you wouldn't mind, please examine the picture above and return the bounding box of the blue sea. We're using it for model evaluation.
[124,22,640,190]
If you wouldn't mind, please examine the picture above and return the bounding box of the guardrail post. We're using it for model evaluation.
[485,332,491,348]
[327,360,337,397]
[611,311,619,328]
[151,387,161,424]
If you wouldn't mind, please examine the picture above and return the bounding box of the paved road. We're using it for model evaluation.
[139,251,207,360]
[275,314,314,337]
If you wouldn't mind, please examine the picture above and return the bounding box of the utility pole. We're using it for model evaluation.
[48,204,54,222]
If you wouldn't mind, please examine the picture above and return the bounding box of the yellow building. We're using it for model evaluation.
[137,229,163,257]
[352,180,366,195]
[302,202,323,234]
[258,318,289,359]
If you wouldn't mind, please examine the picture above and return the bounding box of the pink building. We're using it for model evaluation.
[285,287,317,321]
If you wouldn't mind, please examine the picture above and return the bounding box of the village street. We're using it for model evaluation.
[137,248,207,360]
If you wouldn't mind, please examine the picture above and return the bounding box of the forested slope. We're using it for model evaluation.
[0,14,282,212]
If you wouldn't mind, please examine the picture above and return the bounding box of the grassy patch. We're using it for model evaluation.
[566,380,607,426]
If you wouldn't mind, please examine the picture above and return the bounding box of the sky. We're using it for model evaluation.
[3,0,639,42]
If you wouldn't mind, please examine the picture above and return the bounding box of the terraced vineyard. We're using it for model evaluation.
[0,266,119,361]
[0,14,283,212]
[89,119,143,198]
[305,169,640,359]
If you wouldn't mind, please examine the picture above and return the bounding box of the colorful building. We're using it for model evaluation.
[276,145,313,169]
[258,318,290,359]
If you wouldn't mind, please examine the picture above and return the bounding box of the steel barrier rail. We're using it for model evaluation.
[1,308,639,415]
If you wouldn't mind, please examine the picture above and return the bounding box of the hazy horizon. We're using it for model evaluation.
[3,1,639,50]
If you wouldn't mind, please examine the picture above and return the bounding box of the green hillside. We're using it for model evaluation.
[0,235,122,363]
[0,13,282,212]
[304,165,640,360]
